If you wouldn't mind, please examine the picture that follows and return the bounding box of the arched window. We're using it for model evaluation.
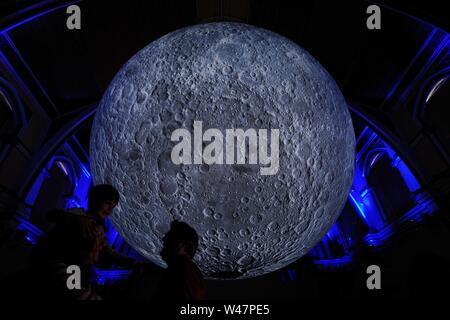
[366,153,414,222]
[421,74,450,158]
[0,77,27,161]
[28,157,77,232]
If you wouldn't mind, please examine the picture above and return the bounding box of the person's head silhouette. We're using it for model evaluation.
[160,220,199,264]
[87,184,120,219]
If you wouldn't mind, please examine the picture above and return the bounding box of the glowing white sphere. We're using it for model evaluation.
[90,23,355,279]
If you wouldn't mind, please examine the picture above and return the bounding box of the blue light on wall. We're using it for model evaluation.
[280,268,298,283]
[385,146,421,194]
[312,251,355,268]
[350,163,385,231]
[17,216,43,245]
[92,268,132,286]
[311,124,439,267]
[364,193,438,246]
[24,141,92,212]
[349,192,367,221]
[349,125,438,234]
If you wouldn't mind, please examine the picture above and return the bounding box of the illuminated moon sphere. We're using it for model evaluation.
[90,23,355,279]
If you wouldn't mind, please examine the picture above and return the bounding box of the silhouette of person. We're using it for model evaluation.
[30,216,104,299]
[49,184,144,271]
[155,220,207,301]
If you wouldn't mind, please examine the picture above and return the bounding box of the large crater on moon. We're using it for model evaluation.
[90,22,355,279]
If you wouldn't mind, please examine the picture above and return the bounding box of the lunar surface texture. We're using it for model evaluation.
[90,22,355,279]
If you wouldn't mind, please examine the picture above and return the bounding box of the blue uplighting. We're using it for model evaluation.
[287,269,297,282]
[92,268,133,285]
[17,216,44,245]
[384,145,421,193]
[81,165,91,178]
[311,124,439,267]
[364,194,437,246]
[349,192,367,221]
[313,252,355,268]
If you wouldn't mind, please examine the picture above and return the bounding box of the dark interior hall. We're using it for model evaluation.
[0,0,449,301]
